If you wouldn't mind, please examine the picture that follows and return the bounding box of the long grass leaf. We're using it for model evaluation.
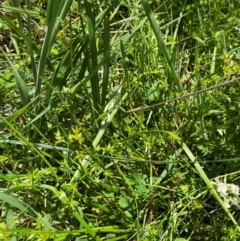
[73,211,102,241]
[0,13,38,52]
[34,0,73,112]
[34,0,63,103]
[0,49,30,105]
[26,0,37,82]
[181,142,240,231]
[5,204,17,241]
[0,4,45,17]
[45,37,88,103]
[84,0,100,113]
[0,102,31,131]
[102,10,110,106]
[11,0,24,29]
[71,92,128,182]
[141,0,183,92]
[0,192,54,230]
[0,13,53,70]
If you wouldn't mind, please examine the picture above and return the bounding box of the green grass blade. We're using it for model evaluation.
[26,0,37,82]
[92,92,128,148]
[102,10,110,106]
[5,204,17,241]
[0,102,31,130]
[141,0,183,92]
[73,211,102,241]
[5,1,37,83]
[84,0,100,113]
[34,0,72,112]
[11,0,24,30]
[45,37,88,103]
[181,142,240,231]
[0,49,30,106]
[0,4,44,17]
[120,40,129,86]
[71,92,128,182]
[0,13,43,59]
[34,0,62,103]
[0,139,70,152]
[0,192,54,230]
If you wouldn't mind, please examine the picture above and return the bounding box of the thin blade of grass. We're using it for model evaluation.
[181,142,240,230]
[102,10,110,106]
[73,211,102,241]
[45,37,89,103]
[0,13,53,70]
[0,116,60,181]
[11,0,24,29]
[0,48,30,106]
[0,102,31,131]
[84,0,100,114]
[0,192,54,230]
[120,40,129,87]
[0,139,70,152]
[4,0,35,81]
[0,4,45,17]
[71,92,128,183]
[34,0,73,112]
[5,204,17,241]
[26,0,37,82]
[141,0,183,92]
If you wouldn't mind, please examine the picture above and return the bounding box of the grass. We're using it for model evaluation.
[1,0,240,240]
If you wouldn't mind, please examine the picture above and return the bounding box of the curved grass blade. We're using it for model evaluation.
[141,0,190,114]
[45,36,89,103]
[11,0,24,29]
[0,192,54,230]
[0,13,39,54]
[0,102,31,131]
[0,13,53,70]
[0,49,30,106]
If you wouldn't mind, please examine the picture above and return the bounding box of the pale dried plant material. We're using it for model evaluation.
[211,175,240,209]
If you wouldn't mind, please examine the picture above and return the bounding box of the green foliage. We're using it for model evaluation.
[1,0,240,240]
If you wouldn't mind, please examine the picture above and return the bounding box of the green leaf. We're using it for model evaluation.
[0,192,54,230]
[73,210,102,241]
[40,184,68,204]
[0,13,42,57]
[119,197,128,208]
[136,184,148,194]
[164,131,181,141]
[181,142,240,231]
[34,0,73,112]
[84,0,100,112]
[0,102,31,130]
[0,49,30,106]
[0,4,44,17]
[141,0,183,92]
